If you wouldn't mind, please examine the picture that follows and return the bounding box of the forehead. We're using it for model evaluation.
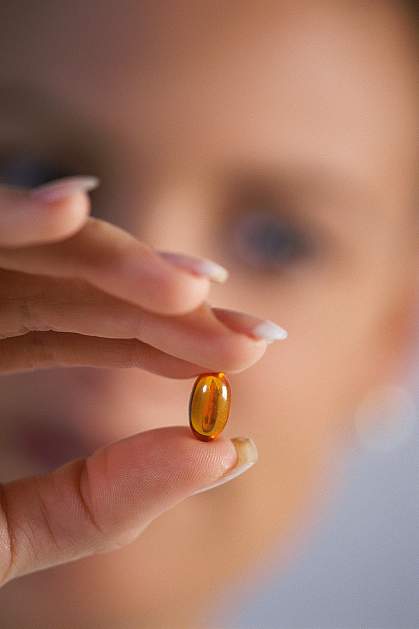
[0,1,416,185]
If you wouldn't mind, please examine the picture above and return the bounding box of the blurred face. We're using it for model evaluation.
[0,1,417,627]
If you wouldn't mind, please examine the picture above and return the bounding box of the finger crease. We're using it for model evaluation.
[76,460,107,540]
[0,483,17,586]
[33,478,62,554]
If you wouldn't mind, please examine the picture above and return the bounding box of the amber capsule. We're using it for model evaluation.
[189,372,231,441]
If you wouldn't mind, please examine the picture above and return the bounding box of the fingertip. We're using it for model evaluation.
[201,332,268,373]
[27,175,97,242]
[38,192,91,241]
[141,264,211,315]
[0,184,92,246]
[191,436,258,496]
[161,273,210,315]
[103,425,239,493]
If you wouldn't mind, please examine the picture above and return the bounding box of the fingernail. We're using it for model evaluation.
[30,176,100,203]
[212,307,288,343]
[192,437,258,495]
[156,250,229,283]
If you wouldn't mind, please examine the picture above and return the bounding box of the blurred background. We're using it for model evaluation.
[212,352,419,629]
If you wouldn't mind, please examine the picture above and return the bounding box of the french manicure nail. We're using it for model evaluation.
[157,250,229,283]
[192,436,258,495]
[31,176,100,203]
[251,320,288,343]
[212,307,288,343]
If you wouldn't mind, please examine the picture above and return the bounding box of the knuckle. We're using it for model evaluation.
[76,458,110,551]
[32,477,63,556]
[78,451,133,553]
[77,454,140,553]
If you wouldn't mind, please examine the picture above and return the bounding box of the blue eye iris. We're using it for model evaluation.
[231,209,312,270]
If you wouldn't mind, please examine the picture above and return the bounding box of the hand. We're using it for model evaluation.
[0,176,284,586]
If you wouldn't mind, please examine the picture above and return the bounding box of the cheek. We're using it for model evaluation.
[216,281,389,569]
[229,276,396,461]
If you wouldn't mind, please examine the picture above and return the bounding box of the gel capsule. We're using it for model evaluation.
[189,372,231,441]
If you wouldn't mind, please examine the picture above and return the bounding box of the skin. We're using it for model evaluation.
[0,1,417,627]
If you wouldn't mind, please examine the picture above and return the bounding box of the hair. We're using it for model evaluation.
[406,0,418,15]
[403,0,418,26]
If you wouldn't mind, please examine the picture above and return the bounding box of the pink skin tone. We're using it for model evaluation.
[0,1,417,628]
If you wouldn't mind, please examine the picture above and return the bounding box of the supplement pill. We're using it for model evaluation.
[189,372,231,441]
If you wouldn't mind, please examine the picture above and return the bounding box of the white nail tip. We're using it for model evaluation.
[31,176,100,202]
[158,251,229,283]
[196,259,229,283]
[251,320,288,343]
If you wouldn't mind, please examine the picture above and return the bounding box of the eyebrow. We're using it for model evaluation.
[0,80,113,170]
[220,164,377,215]
[0,81,376,210]
[0,81,69,126]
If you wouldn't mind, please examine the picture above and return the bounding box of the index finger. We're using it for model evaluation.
[0,217,216,315]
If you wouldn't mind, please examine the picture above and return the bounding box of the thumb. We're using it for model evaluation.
[0,426,257,586]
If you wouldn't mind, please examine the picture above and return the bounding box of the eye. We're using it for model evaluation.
[0,153,70,188]
[0,151,104,219]
[228,207,315,272]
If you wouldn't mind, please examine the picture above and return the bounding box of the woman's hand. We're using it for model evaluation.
[0,176,277,376]
[0,176,282,586]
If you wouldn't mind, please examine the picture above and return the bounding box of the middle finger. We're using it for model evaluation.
[0,271,269,372]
